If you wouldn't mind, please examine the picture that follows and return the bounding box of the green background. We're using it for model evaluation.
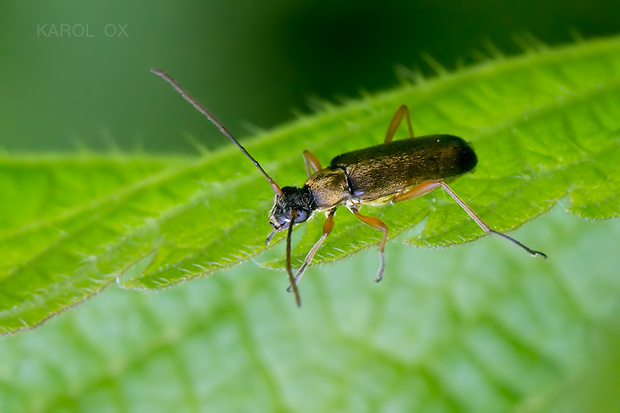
[1,1,620,412]
[1,0,620,153]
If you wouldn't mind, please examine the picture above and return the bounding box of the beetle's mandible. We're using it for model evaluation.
[152,69,546,307]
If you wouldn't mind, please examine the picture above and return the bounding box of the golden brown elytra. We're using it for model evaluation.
[152,69,547,307]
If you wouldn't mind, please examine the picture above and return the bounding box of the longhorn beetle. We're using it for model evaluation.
[151,69,546,307]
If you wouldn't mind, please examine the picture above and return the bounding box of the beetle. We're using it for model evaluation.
[151,69,546,306]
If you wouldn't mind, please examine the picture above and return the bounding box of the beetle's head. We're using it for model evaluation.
[268,185,315,232]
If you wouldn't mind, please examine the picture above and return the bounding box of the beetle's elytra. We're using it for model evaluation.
[319,134,477,205]
[152,69,546,306]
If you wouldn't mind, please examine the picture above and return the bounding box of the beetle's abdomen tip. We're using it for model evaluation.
[442,135,477,175]
[459,141,478,173]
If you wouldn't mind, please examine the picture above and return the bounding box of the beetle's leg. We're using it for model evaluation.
[303,150,323,178]
[384,104,415,143]
[391,180,442,203]
[350,208,389,282]
[392,180,547,259]
[287,208,336,292]
[437,182,547,258]
[286,210,302,307]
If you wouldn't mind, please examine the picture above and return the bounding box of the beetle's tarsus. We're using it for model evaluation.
[374,253,385,282]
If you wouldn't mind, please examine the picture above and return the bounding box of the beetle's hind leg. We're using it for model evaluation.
[391,180,442,203]
[437,182,547,258]
[391,180,547,259]
[350,207,389,282]
[384,104,415,143]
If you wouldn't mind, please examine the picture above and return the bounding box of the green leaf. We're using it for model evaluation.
[2,36,620,335]
[0,155,181,231]
[0,209,618,412]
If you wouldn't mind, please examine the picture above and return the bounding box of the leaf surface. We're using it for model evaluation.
[1,37,620,334]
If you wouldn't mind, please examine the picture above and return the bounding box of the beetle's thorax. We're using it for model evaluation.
[305,166,350,210]
[268,185,316,231]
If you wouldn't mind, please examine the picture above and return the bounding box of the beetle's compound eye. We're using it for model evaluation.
[293,209,310,223]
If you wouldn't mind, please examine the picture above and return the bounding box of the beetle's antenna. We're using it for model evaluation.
[151,69,282,196]
[286,210,301,307]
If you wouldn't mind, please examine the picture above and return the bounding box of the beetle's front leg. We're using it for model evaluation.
[287,208,336,292]
[302,150,323,178]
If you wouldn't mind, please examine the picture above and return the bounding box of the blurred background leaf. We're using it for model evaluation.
[0,0,619,411]
[2,0,620,153]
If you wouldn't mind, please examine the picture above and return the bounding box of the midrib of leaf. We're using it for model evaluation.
[1,36,620,334]
[0,155,180,232]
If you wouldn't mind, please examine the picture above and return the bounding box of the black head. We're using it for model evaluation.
[268,185,316,231]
